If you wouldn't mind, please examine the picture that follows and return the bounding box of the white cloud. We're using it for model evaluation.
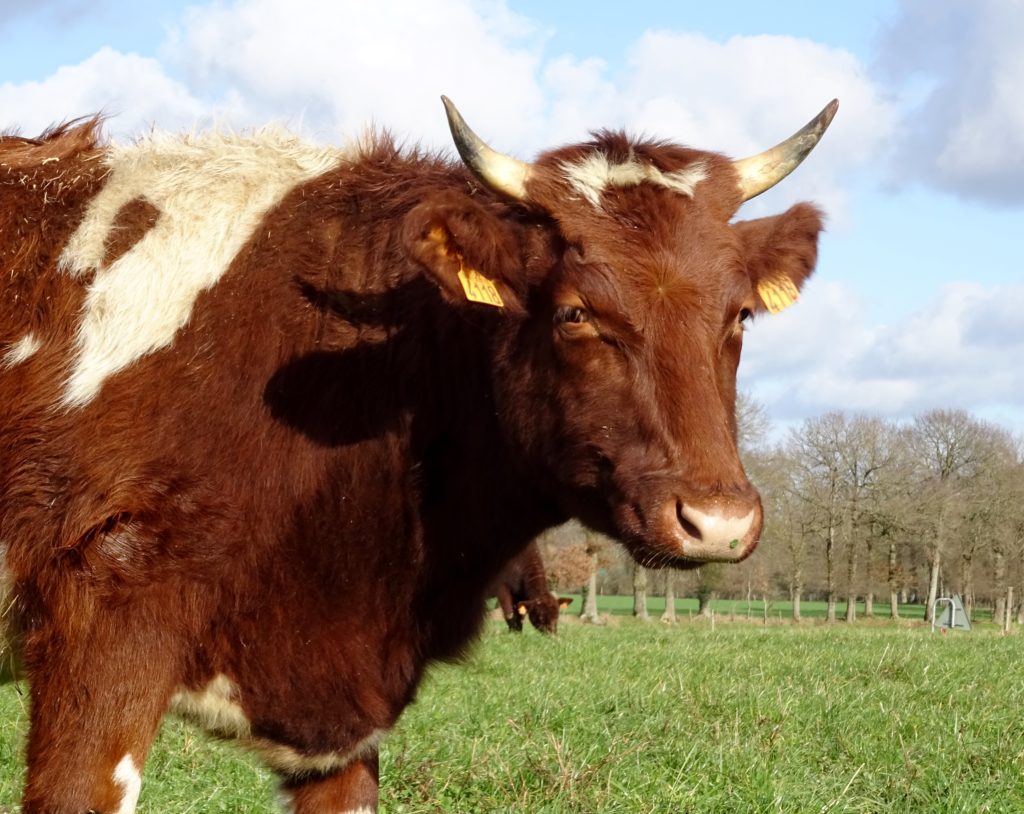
[742,281,1024,431]
[879,0,1024,207]
[162,0,547,149]
[2,1,892,209]
[540,30,896,226]
[0,47,204,137]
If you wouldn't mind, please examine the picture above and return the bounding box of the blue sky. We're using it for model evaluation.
[2,0,1022,438]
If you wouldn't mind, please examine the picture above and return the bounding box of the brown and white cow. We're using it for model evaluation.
[0,96,835,812]
[490,541,570,633]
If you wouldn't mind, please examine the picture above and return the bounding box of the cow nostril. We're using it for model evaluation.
[676,500,702,541]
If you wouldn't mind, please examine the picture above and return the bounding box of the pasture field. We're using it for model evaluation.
[1,618,1021,812]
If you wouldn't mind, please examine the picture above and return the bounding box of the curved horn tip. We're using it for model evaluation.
[733,97,840,203]
[439,95,531,201]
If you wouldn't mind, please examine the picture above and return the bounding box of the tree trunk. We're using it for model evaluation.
[580,555,601,624]
[697,591,715,617]
[962,553,974,621]
[864,535,874,617]
[632,563,649,621]
[826,521,837,623]
[844,501,858,624]
[888,539,900,619]
[792,577,802,622]
[925,548,941,622]
[661,571,677,623]
[993,549,1007,625]
[925,507,946,622]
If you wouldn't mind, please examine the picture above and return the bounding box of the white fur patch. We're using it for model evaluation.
[279,795,375,814]
[171,675,387,779]
[1,333,41,368]
[562,155,708,207]
[112,753,142,814]
[58,130,344,407]
[257,727,387,777]
[170,673,251,738]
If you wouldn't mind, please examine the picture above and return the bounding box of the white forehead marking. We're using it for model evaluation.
[1,333,41,369]
[58,130,344,408]
[562,154,708,207]
[112,753,142,814]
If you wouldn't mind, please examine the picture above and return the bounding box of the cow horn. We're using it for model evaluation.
[732,99,839,202]
[441,96,531,201]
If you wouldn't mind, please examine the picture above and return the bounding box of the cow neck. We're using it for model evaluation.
[309,159,560,660]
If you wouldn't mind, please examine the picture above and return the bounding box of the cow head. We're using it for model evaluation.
[405,98,835,570]
[513,594,571,635]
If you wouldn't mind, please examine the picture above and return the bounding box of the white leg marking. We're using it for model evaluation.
[1,333,41,368]
[59,131,345,407]
[112,753,141,814]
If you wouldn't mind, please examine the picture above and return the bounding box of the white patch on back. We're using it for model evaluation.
[1,333,41,369]
[112,753,141,814]
[58,130,345,407]
[562,154,708,207]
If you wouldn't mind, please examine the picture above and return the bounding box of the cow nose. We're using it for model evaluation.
[663,495,762,562]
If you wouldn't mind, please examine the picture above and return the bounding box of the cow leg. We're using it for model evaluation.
[19,599,181,814]
[282,753,379,814]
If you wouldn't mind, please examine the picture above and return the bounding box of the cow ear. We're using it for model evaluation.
[403,194,526,314]
[516,602,529,617]
[557,597,573,609]
[733,203,824,316]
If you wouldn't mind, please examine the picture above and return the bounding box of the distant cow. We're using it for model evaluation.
[491,541,570,633]
[0,95,835,812]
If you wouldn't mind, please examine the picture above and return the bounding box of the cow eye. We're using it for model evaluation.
[555,305,590,325]
[738,308,752,325]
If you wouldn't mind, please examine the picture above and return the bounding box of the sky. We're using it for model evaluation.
[1,0,1022,439]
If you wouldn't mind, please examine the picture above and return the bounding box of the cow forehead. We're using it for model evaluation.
[549,199,749,325]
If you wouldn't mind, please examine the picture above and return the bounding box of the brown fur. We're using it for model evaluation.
[0,116,824,812]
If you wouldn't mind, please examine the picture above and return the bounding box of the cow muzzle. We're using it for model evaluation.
[660,494,763,563]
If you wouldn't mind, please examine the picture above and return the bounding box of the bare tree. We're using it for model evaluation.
[632,562,650,621]
[696,565,722,616]
[788,414,848,623]
[908,410,991,622]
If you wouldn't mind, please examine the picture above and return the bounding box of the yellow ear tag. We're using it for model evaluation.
[457,262,505,308]
[756,276,800,315]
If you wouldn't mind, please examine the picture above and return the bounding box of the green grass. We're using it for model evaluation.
[1,621,1021,812]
